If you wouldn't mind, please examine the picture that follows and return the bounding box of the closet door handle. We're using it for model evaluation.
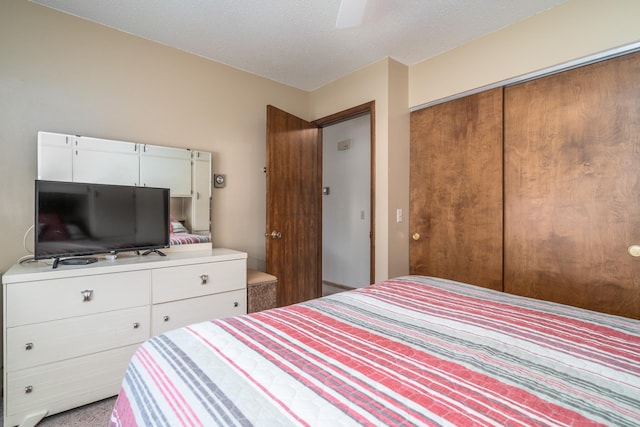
[628,245,640,257]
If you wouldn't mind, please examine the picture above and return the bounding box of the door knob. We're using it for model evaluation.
[270,230,282,240]
[412,233,421,241]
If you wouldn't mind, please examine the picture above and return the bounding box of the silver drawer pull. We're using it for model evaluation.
[25,343,33,351]
[200,274,209,285]
[80,289,93,302]
[163,315,170,322]
[25,386,33,394]
[133,322,140,329]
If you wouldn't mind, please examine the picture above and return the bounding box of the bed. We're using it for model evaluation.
[109,276,640,426]
[169,232,211,245]
[169,219,211,245]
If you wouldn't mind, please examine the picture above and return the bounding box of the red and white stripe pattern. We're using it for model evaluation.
[110,276,640,426]
[169,233,211,245]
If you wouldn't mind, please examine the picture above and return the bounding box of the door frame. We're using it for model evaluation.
[313,101,376,285]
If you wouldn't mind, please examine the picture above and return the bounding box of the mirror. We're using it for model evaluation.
[36,132,212,249]
[167,150,212,249]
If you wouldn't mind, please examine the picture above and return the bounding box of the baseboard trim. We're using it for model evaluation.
[322,280,356,291]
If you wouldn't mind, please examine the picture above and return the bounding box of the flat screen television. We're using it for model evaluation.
[35,180,170,264]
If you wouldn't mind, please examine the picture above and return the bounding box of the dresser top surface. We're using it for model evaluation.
[2,248,247,284]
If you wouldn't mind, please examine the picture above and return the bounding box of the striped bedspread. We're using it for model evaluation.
[110,276,640,426]
[169,232,211,245]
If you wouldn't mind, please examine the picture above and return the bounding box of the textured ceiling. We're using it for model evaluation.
[31,0,568,91]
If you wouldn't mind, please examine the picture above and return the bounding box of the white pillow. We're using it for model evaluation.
[171,220,188,234]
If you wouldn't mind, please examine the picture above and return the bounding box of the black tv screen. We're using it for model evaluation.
[35,180,170,260]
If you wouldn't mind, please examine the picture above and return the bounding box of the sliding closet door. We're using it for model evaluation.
[504,52,640,319]
[410,88,503,291]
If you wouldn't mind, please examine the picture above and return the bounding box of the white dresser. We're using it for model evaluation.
[2,248,247,427]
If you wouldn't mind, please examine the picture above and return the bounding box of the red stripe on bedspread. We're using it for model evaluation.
[214,306,602,426]
[109,389,136,427]
[135,346,203,427]
[186,326,312,427]
[202,317,411,425]
[169,232,211,245]
[376,279,640,370]
[111,276,640,426]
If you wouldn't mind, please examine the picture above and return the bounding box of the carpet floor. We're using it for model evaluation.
[1,396,116,426]
[39,397,116,426]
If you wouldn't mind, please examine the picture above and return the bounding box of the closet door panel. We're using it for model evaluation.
[410,88,503,291]
[504,52,640,319]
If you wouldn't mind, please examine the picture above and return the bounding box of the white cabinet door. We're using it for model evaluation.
[6,270,150,327]
[140,144,191,196]
[5,345,138,426]
[192,151,211,232]
[6,306,149,371]
[151,259,246,304]
[73,137,139,186]
[2,249,247,427]
[151,290,246,335]
[37,132,74,181]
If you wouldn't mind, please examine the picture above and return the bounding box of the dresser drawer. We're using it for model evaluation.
[152,289,246,335]
[152,259,246,303]
[6,306,149,371]
[6,270,150,327]
[5,345,137,423]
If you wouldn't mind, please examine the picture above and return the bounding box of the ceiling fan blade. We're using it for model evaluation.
[336,0,367,29]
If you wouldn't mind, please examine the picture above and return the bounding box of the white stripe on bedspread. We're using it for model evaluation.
[110,276,640,426]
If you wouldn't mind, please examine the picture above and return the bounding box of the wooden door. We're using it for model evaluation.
[504,52,640,319]
[266,105,322,307]
[409,88,503,291]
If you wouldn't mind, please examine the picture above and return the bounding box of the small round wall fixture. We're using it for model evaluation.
[214,174,226,188]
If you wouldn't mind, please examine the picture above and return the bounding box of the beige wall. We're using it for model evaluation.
[0,0,308,273]
[386,60,410,278]
[2,0,640,282]
[310,58,410,282]
[409,0,640,109]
